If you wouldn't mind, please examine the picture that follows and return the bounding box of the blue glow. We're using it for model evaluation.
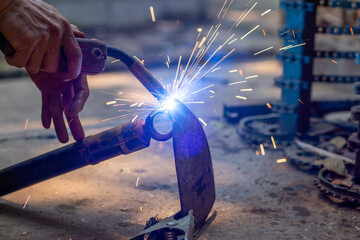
[162,97,178,111]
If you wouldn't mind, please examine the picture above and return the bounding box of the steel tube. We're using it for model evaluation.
[0,120,150,196]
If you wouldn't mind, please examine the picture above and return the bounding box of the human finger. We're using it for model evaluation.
[41,93,51,129]
[60,25,82,81]
[66,114,85,141]
[68,74,89,119]
[48,94,69,143]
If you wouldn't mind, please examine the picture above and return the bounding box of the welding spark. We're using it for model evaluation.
[235,2,257,27]
[261,9,271,16]
[298,99,304,104]
[279,43,306,51]
[229,81,247,85]
[271,136,277,149]
[280,30,290,35]
[217,0,228,18]
[262,29,266,36]
[131,115,139,122]
[107,3,253,123]
[245,75,258,79]
[134,56,144,64]
[266,103,272,109]
[192,84,215,94]
[228,38,237,45]
[240,89,253,92]
[111,59,120,64]
[229,69,238,73]
[115,98,132,102]
[332,60,338,64]
[256,150,260,156]
[140,206,143,211]
[211,67,221,73]
[150,6,156,22]
[130,103,139,107]
[136,177,140,187]
[23,195,30,209]
[351,27,354,36]
[276,158,287,163]
[24,118,29,130]
[260,144,265,156]
[241,25,259,40]
[198,117,207,127]
[292,30,296,39]
[236,96,247,100]
[106,101,117,105]
[254,46,273,56]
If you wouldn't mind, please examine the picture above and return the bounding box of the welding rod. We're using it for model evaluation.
[0,120,150,196]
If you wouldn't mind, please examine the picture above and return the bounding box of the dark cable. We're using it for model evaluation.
[107,46,135,67]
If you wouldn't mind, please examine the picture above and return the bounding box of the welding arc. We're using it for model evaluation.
[107,47,170,102]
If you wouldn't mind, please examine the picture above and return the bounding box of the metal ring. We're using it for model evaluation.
[146,111,173,141]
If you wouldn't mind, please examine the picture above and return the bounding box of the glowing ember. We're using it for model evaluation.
[298,99,304,104]
[260,144,265,156]
[236,96,247,100]
[150,6,156,22]
[106,101,117,105]
[276,158,287,163]
[279,43,306,51]
[261,9,271,16]
[271,136,277,149]
[23,195,30,209]
[131,115,139,122]
[198,117,207,126]
[241,25,259,40]
[24,118,29,130]
[254,46,273,56]
[229,81,247,86]
[136,177,140,187]
[245,75,258,79]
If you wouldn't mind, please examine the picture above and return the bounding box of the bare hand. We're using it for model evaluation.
[0,0,82,80]
[29,72,89,143]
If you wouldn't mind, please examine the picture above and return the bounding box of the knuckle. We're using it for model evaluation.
[50,23,63,38]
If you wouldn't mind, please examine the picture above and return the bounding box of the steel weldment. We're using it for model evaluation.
[0,39,216,239]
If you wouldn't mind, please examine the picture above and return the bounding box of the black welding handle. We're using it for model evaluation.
[0,120,151,196]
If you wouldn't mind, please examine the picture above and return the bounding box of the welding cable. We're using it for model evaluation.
[107,46,135,67]
[107,46,170,101]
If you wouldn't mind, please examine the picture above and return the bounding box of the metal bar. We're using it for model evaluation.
[0,120,150,196]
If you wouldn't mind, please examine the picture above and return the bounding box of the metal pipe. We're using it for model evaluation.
[0,120,150,196]
[107,47,169,101]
